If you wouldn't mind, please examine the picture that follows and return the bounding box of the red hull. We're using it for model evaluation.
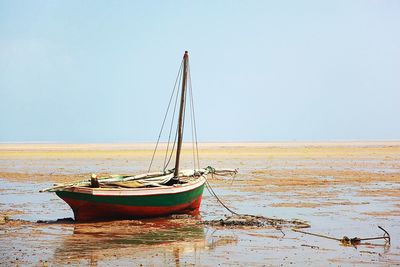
[60,195,203,221]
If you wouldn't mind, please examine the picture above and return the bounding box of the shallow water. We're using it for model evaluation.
[0,143,399,266]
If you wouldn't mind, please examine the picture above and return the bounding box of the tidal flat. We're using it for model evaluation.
[0,142,399,266]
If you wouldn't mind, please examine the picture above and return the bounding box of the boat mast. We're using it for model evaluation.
[174,51,189,178]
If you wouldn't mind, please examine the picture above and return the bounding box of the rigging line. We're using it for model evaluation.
[162,94,180,171]
[189,69,199,170]
[163,66,182,170]
[165,68,188,170]
[190,84,198,170]
[165,125,178,168]
[188,63,200,169]
[187,61,196,171]
[189,90,196,171]
[164,59,185,169]
[187,63,198,169]
[148,60,184,173]
[165,126,178,168]
[176,81,188,171]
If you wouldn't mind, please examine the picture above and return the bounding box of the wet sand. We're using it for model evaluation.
[0,142,399,266]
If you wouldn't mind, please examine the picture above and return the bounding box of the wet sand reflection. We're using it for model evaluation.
[51,217,238,266]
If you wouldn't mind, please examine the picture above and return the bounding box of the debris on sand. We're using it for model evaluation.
[202,214,310,229]
[36,217,75,224]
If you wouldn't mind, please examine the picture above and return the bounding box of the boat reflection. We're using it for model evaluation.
[52,217,238,266]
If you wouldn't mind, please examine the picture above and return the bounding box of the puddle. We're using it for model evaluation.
[0,178,73,221]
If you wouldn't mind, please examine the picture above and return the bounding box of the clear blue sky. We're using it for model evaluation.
[1,1,399,142]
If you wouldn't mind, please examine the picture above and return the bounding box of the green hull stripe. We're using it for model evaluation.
[56,184,205,207]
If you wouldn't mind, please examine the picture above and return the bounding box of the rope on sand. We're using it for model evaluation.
[292,226,391,246]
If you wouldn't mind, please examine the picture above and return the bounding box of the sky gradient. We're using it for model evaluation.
[1,1,399,142]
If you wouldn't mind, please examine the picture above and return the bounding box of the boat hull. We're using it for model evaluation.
[56,179,205,221]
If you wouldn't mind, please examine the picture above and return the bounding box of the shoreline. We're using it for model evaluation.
[0,140,399,151]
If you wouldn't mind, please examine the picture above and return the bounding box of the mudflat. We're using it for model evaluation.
[0,142,399,266]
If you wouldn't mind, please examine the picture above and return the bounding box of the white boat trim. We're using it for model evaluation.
[64,176,206,197]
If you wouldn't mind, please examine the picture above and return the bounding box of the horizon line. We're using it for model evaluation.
[1,139,400,145]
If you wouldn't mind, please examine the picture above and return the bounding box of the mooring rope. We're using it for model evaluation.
[203,171,310,229]
[203,175,239,216]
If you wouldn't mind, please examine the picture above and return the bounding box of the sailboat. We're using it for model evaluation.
[41,51,236,221]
